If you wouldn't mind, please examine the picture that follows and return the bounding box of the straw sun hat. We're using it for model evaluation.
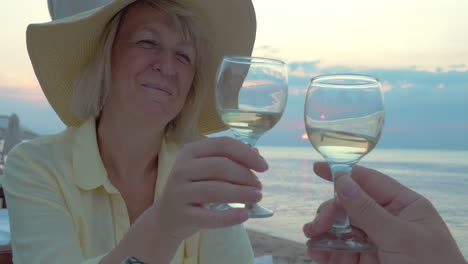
[28,0,257,134]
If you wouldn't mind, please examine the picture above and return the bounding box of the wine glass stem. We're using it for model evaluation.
[235,136,258,147]
[237,136,259,208]
[330,163,354,235]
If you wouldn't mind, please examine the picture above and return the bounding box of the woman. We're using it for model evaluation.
[3,0,263,263]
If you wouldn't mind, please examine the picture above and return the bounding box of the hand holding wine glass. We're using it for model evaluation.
[304,75,385,251]
[212,56,288,218]
[303,162,467,264]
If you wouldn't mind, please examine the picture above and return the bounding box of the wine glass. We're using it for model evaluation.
[211,56,288,218]
[304,74,385,251]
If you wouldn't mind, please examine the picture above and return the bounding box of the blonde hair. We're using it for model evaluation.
[70,0,208,142]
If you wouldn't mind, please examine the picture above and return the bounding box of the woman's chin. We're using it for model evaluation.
[137,103,174,124]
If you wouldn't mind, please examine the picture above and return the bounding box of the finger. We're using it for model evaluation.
[335,175,404,245]
[303,199,370,239]
[184,137,268,172]
[349,225,368,242]
[314,162,420,206]
[189,207,249,229]
[313,162,332,181]
[303,199,335,238]
[185,181,262,204]
[359,252,379,264]
[186,157,262,189]
[306,247,330,263]
[328,252,359,264]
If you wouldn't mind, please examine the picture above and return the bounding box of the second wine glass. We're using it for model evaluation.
[212,56,288,218]
[304,74,385,251]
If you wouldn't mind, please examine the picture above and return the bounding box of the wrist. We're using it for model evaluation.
[103,205,183,264]
[148,204,183,247]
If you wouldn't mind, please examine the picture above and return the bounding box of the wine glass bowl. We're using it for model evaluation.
[304,74,385,251]
[213,56,288,218]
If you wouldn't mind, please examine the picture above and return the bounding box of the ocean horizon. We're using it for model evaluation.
[245,146,468,259]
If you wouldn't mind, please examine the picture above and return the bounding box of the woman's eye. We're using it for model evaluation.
[137,40,157,48]
[177,53,191,64]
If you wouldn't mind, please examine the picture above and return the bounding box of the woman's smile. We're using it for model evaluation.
[141,83,173,96]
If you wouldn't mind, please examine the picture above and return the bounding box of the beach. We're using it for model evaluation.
[247,228,315,264]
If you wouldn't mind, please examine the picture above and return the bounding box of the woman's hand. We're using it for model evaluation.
[153,136,267,242]
[303,162,466,264]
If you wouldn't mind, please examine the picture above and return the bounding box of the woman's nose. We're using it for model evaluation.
[151,49,176,76]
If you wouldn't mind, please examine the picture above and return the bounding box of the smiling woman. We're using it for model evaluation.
[71,0,205,142]
[2,0,267,264]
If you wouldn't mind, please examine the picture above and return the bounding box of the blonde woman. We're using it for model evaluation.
[3,0,262,263]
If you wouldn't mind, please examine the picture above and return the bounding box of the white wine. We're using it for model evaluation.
[220,109,281,138]
[306,128,377,164]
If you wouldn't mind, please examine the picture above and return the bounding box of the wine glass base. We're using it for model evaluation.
[209,203,274,218]
[246,203,274,218]
[306,232,377,253]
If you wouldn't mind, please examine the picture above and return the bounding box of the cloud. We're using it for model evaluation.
[253,45,281,58]
[382,81,393,92]
[385,123,468,132]
[0,71,39,91]
[289,67,315,78]
[398,80,414,89]
[0,86,49,106]
[286,62,468,106]
[288,61,322,88]
[243,80,278,88]
[254,45,277,52]
[276,119,305,130]
[266,61,468,149]
[289,61,321,72]
[289,86,307,95]
[450,64,467,70]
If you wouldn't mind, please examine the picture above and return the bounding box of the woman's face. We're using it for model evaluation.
[107,3,196,125]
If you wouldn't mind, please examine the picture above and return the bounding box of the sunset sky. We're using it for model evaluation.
[1,0,467,149]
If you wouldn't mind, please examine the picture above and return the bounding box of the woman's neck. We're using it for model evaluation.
[96,109,165,182]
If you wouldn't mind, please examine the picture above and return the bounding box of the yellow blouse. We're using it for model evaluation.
[2,118,254,264]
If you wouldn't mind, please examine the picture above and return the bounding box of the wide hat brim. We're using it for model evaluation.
[27,0,256,134]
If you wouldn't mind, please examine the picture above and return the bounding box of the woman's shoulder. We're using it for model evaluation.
[8,127,78,160]
[3,127,83,184]
[1,128,82,207]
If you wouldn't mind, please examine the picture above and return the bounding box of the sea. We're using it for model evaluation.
[244,147,468,259]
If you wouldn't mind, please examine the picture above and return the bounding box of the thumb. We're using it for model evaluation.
[335,175,401,243]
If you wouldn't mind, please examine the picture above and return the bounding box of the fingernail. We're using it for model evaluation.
[257,155,268,170]
[313,212,320,223]
[254,179,263,190]
[250,189,263,201]
[309,213,320,227]
[305,213,320,231]
[239,210,249,221]
[337,175,359,198]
